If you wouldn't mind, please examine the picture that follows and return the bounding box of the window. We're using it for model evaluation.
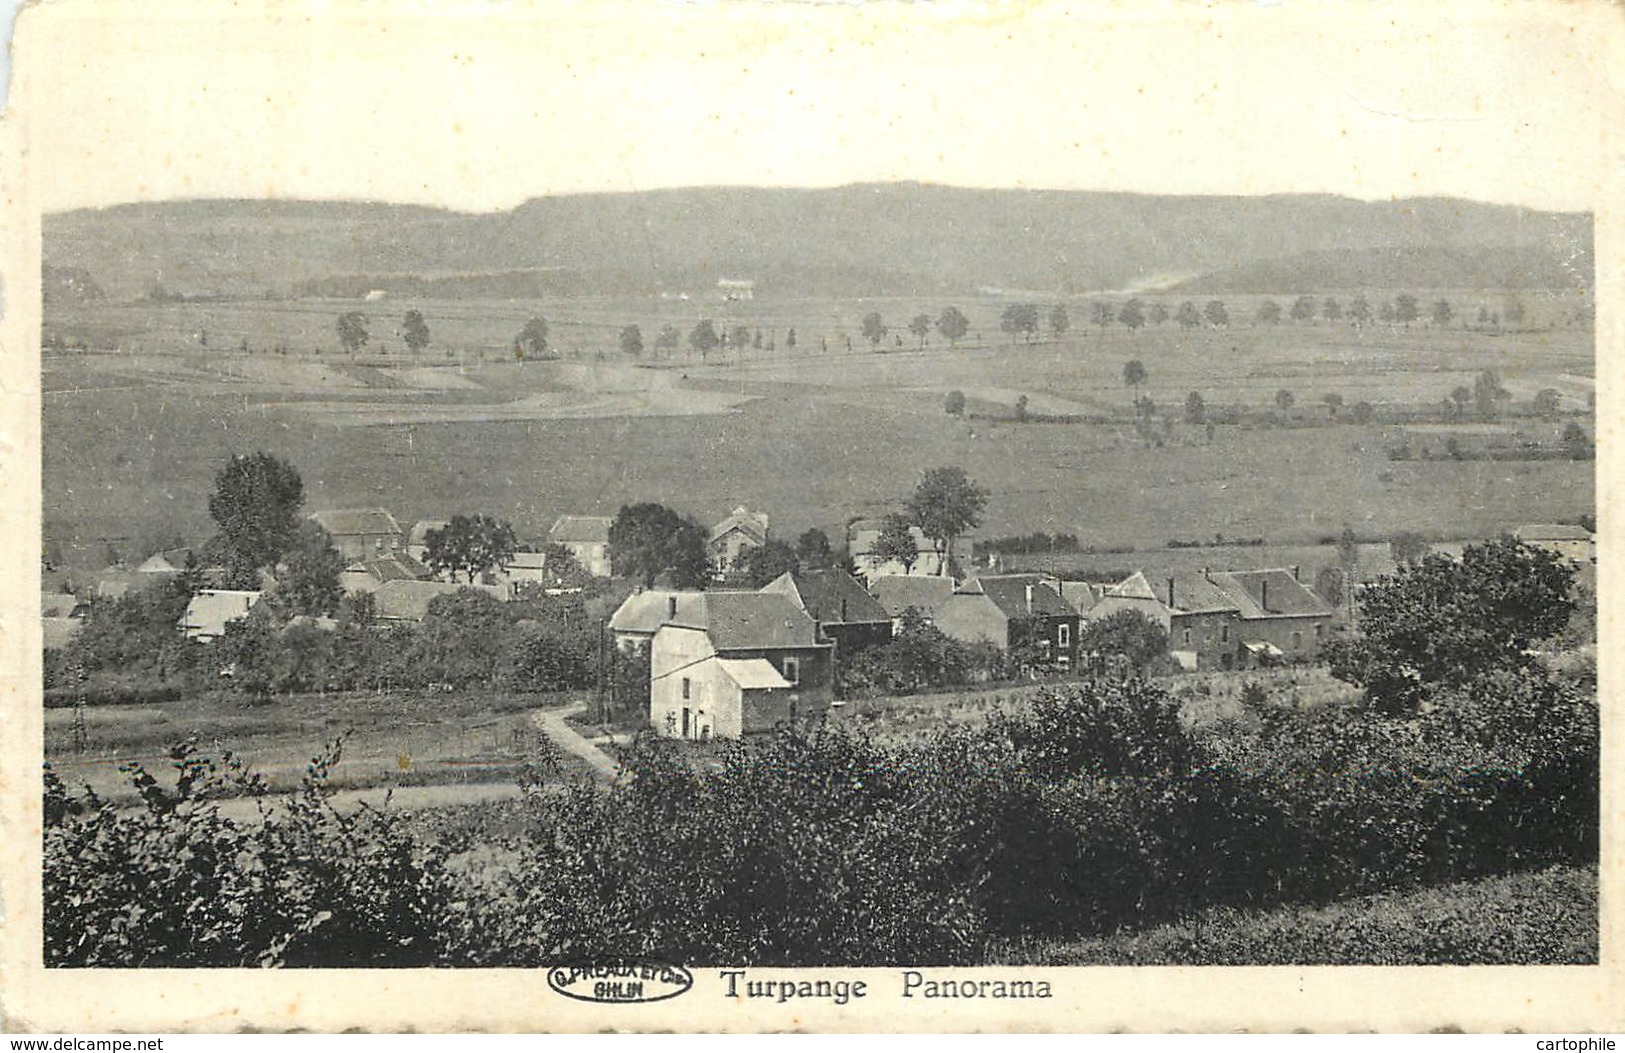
[1315,623,1324,638]
[1182,628,1192,647]
[782,656,800,684]
[1291,631,1302,651]
[1058,623,1071,648]
[1220,625,1229,644]
[681,677,691,700]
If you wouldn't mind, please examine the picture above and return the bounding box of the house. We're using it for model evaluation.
[759,569,894,656]
[1211,568,1336,665]
[179,589,262,642]
[373,580,508,623]
[1514,523,1595,564]
[340,551,433,594]
[42,591,85,650]
[649,592,833,740]
[406,520,449,563]
[709,506,770,576]
[847,517,973,581]
[935,574,1080,669]
[867,574,956,627]
[548,515,614,578]
[308,508,404,561]
[491,550,553,595]
[608,589,710,652]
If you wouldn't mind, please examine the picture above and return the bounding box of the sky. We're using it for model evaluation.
[10,0,1620,214]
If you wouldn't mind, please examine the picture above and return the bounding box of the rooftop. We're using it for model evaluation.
[550,515,613,544]
[867,574,955,617]
[761,569,890,624]
[310,508,403,538]
[1516,523,1593,542]
[662,591,823,650]
[961,574,1076,619]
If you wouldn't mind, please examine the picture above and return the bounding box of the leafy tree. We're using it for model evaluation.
[1175,301,1202,329]
[1322,392,1344,419]
[275,522,346,617]
[1322,298,1343,323]
[620,325,644,357]
[1289,296,1316,323]
[689,320,719,360]
[515,317,550,360]
[1275,389,1295,413]
[1533,388,1562,421]
[1049,304,1071,338]
[208,452,305,588]
[1149,302,1170,326]
[654,325,681,355]
[1077,609,1168,674]
[1348,296,1373,327]
[1123,359,1147,412]
[1015,394,1029,422]
[871,512,919,574]
[1312,565,1345,609]
[1378,300,1396,324]
[861,312,888,349]
[729,325,752,352]
[1091,301,1114,329]
[999,303,1040,344]
[1504,298,1527,328]
[1326,537,1577,713]
[1394,293,1420,327]
[907,313,932,350]
[1473,369,1509,421]
[1449,385,1472,420]
[335,312,369,354]
[944,389,967,417]
[795,528,835,568]
[1389,530,1429,568]
[1118,299,1146,332]
[424,514,518,584]
[737,538,801,587]
[1349,400,1375,424]
[536,543,592,592]
[401,310,430,354]
[1184,391,1206,424]
[1431,299,1455,328]
[1204,300,1229,327]
[906,467,988,575]
[1562,422,1592,461]
[1255,300,1282,325]
[786,328,797,351]
[608,503,708,588]
[936,306,970,348]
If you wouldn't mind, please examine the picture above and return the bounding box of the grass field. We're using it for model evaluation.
[43,293,1593,570]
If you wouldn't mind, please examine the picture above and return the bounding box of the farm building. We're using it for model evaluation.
[373,580,507,623]
[708,506,770,576]
[340,552,433,594]
[1514,523,1595,564]
[309,508,405,561]
[867,574,956,627]
[759,568,894,656]
[649,592,832,740]
[548,515,613,578]
[935,574,1080,670]
[179,589,262,642]
[608,589,710,652]
[847,517,973,581]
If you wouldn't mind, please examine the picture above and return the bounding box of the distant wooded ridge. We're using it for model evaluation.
[43,184,1593,301]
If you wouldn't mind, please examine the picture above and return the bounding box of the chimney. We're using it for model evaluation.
[667,595,678,620]
[1167,576,1176,609]
[1260,579,1269,612]
[1291,565,1301,582]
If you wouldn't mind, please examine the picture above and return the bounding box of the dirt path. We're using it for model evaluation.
[531,701,624,784]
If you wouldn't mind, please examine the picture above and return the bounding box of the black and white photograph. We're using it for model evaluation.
[3,0,1620,1034]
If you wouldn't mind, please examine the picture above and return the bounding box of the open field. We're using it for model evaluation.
[43,294,1593,569]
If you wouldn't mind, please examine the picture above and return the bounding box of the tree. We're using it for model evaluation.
[906,467,988,575]
[208,453,305,589]
[1123,360,1147,413]
[424,514,518,584]
[1184,391,1206,424]
[1504,297,1527,328]
[401,310,430,354]
[1348,296,1373,327]
[795,527,835,568]
[1322,298,1343,323]
[1533,388,1563,421]
[1312,566,1345,609]
[1149,302,1170,326]
[1326,537,1577,713]
[336,312,369,354]
[1394,293,1420,328]
[1203,300,1229,327]
[908,313,932,350]
[1255,300,1282,325]
[1118,299,1145,332]
[1049,304,1071,338]
[1175,301,1202,329]
[999,303,1039,344]
[1431,299,1455,328]
[620,325,644,357]
[275,522,345,617]
[1349,400,1375,424]
[936,307,970,348]
[861,312,888,349]
[1289,295,1316,323]
[1449,385,1472,420]
[786,328,798,351]
[516,317,550,360]
[737,538,800,587]
[1015,394,1029,422]
[1322,392,1344,420]
[1091,301,1114,329]
[1562,422,1592,461]
[654,325,681,355]
[1473,369,1509,421]
[729,325,752,352]
[944,389,966,417]
[1378,300,1396,324]
[1275,389,1294,413]
[871,512,919,574]
[689,320,719,360]
[1389,530,1429,568]
[608,503,708,588]
[1077,609,1168,674]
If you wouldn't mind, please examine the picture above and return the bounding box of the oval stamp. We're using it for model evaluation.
[546,958,694,1004]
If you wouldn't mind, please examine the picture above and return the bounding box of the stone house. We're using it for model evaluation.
[308,508,405,561]
[548,515,614,578]
[759,568,894,656]
[935,574,1080,669]
[708,506,770,576]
